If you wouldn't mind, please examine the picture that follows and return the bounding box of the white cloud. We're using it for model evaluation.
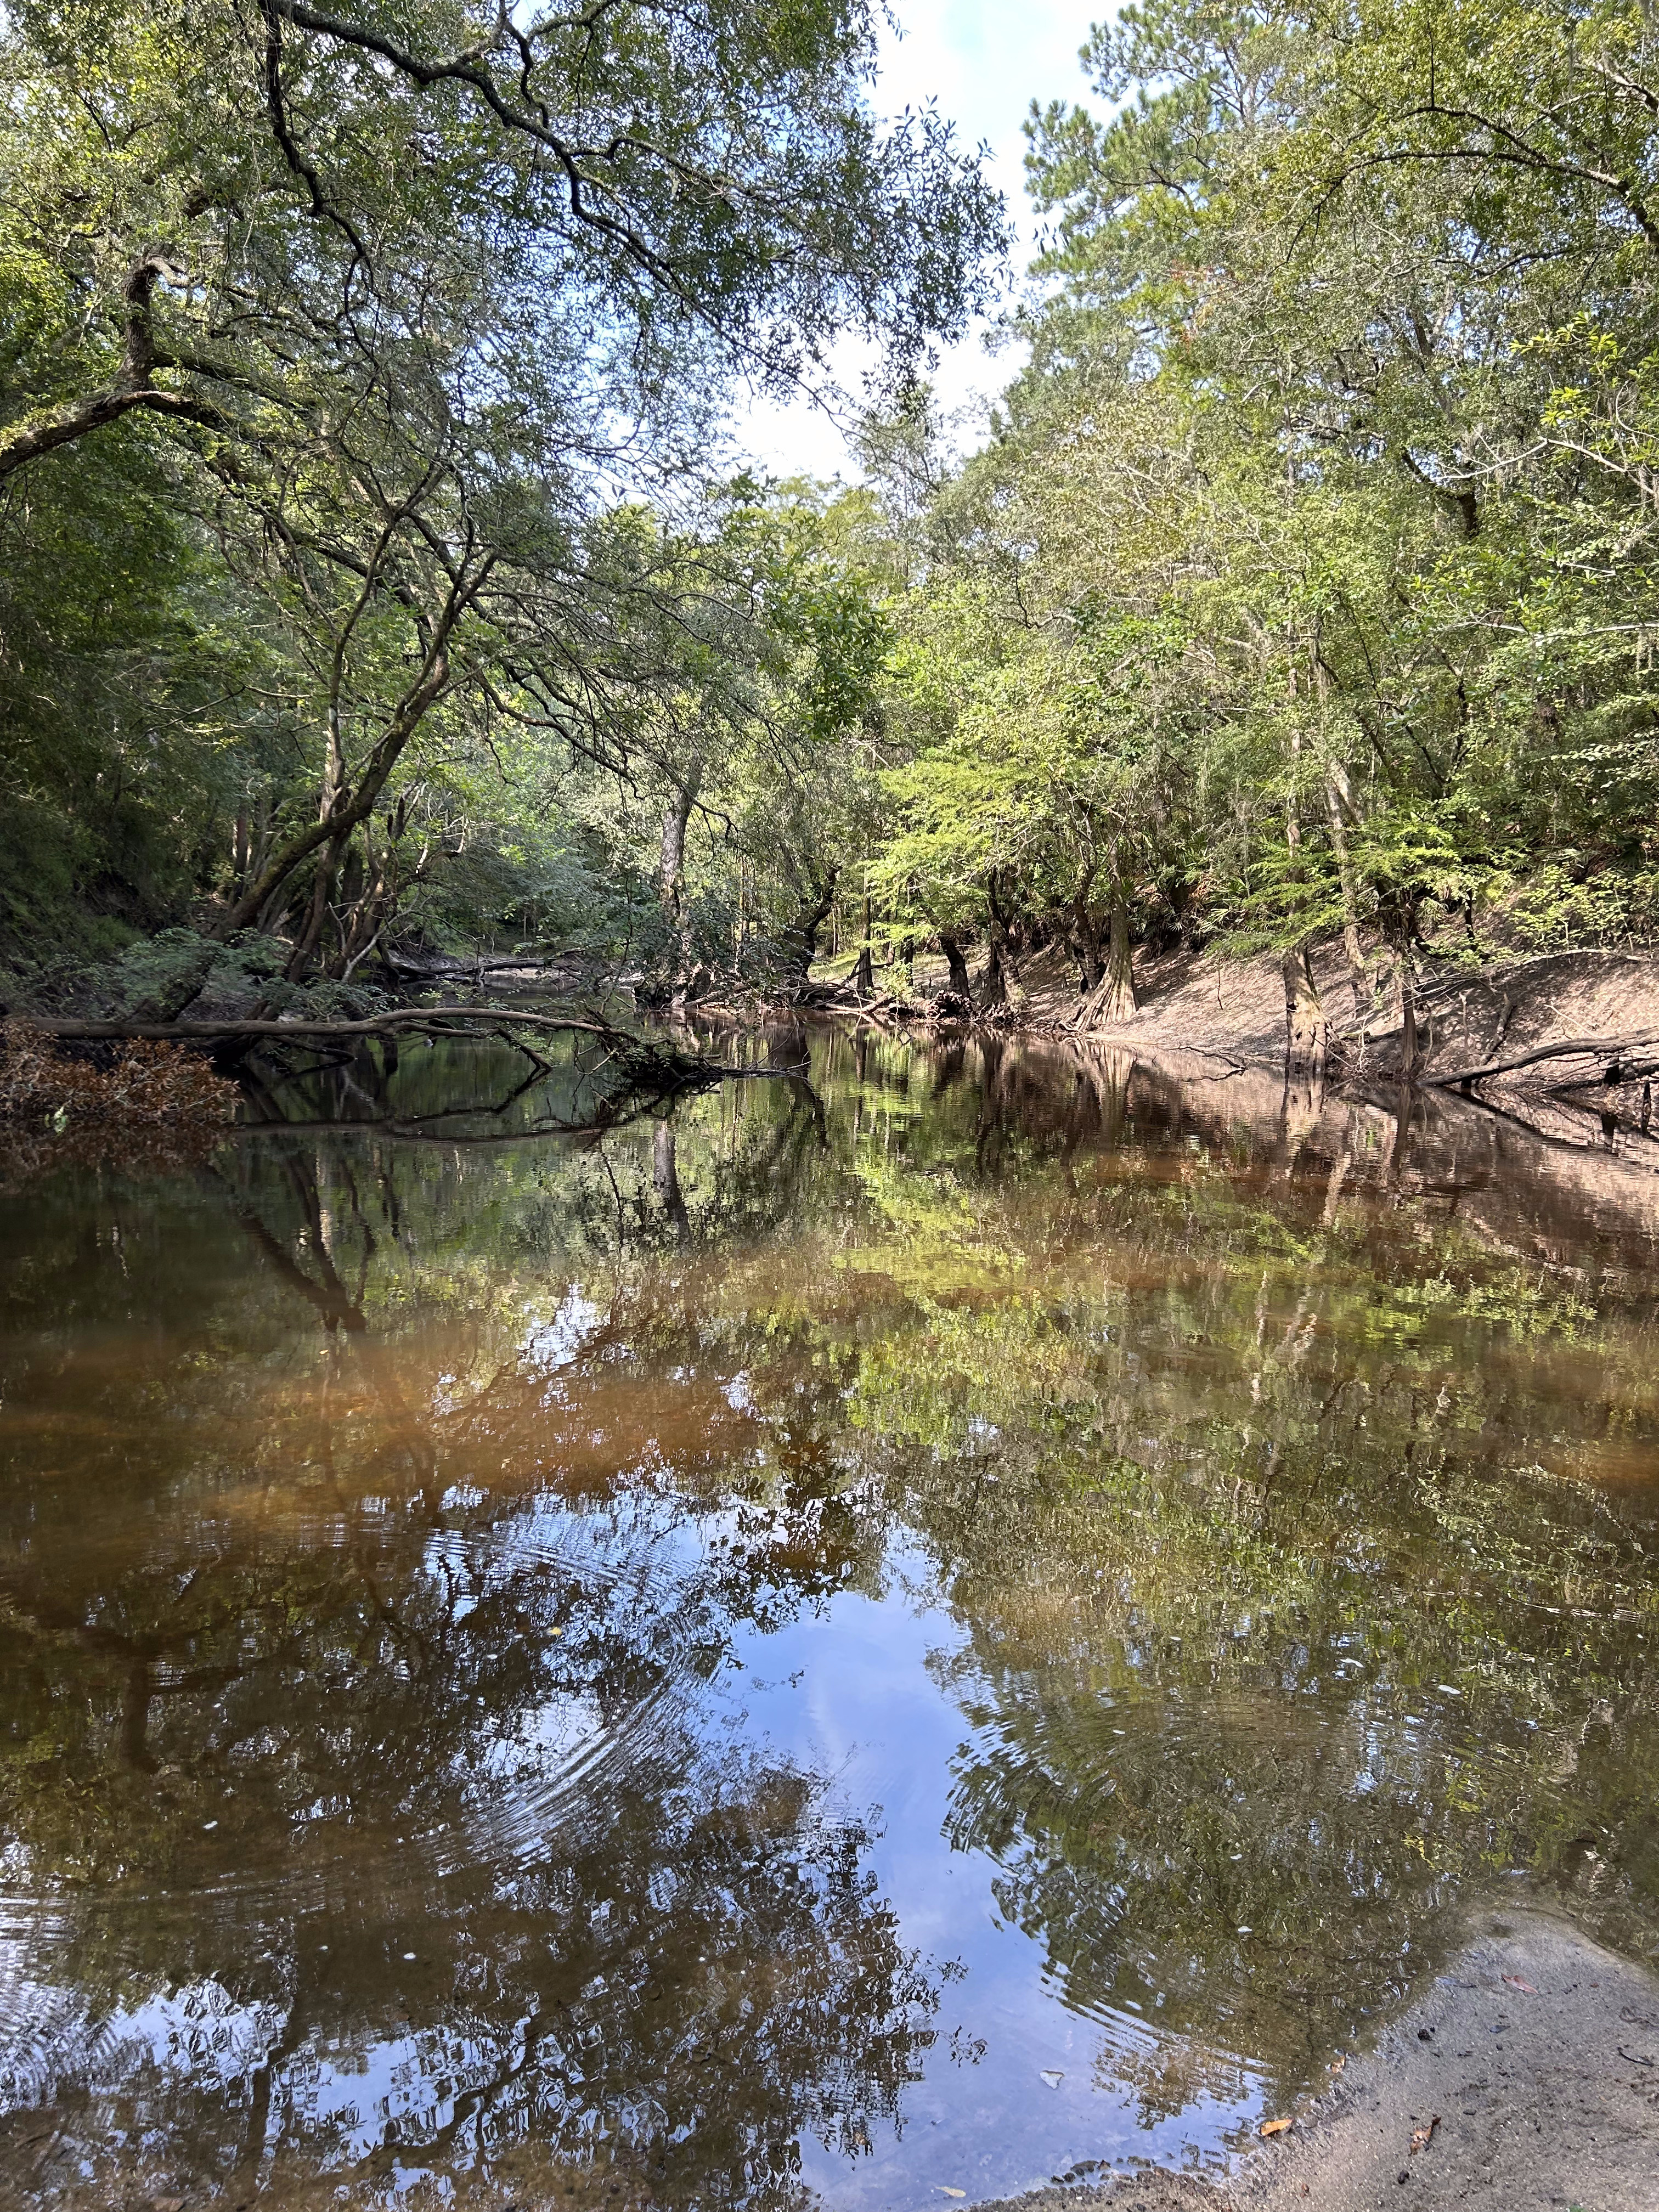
[733,0,1102,482]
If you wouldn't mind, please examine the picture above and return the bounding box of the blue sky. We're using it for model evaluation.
[735,1,1103,480]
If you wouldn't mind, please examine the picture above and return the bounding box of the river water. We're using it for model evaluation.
[1,1025,1656,2211]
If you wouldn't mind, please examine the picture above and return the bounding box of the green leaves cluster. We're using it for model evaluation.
[18,0,1659,1003]
[0,0,1001,986]
[860,0,1659,1001]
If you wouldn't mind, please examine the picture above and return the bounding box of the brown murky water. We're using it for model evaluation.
[1,1026,1656,2210]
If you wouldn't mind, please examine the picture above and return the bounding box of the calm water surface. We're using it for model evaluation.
[1,1027,1657,2210]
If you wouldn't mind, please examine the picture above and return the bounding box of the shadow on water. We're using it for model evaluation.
[0,1025,1657,2208]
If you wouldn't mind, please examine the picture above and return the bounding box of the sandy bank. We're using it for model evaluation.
[1023,942,1659,1083]
[932,938,1659,1160]
[969,1908,1659,2212]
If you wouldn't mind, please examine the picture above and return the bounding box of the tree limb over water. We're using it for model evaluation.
[1429,1031,1659,1092]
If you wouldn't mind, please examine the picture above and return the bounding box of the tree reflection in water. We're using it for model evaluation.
[0,1027,1657,2204]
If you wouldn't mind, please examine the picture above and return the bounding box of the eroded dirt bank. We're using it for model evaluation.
[987,940,1659,1160]
[973,1909,1659,2212]
[1019,941,1657,1077]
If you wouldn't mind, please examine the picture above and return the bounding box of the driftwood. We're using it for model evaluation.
[1429,1030,1659,1092]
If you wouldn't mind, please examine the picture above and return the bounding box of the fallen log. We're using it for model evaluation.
[19,1005,623,1045]
[13,1013,805,1097]
[382,951,575,980]
[1428,1029,1659,1091]
[9,1007,800,1086]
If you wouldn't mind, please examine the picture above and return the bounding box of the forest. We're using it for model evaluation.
[6,13,1659,2203]
[5,0,1659,1069]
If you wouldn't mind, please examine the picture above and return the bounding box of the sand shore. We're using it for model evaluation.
[970,1908,1659,2212]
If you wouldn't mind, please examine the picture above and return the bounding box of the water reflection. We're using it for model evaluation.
[0,1029,1656,2208]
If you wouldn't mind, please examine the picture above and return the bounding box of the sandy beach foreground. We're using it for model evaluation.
[972,1909,1659,2212]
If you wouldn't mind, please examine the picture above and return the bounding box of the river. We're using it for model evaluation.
[1,1024,1655,2210]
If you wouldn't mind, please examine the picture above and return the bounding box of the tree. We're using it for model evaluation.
[2,0,1005,485]
[849,0,1659,1054]
[0,0,1003,979]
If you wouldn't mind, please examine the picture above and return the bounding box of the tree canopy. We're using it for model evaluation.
[7,0,1659,1032]
[0,0,998,994]
[862,0,1659,1035]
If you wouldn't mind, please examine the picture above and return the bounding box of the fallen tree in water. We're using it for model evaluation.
[20,1003,785,1073]
[5,1006,802,1136]
[1427,1030,1659,1093]
[27,1004,652,1047]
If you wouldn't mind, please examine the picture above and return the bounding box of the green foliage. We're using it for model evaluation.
[0,0,999,988]
[854,0,1659,1002]
[11,0,1659,1001]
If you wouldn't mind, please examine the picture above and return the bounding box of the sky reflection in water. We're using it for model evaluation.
[0,1026,1656,2210]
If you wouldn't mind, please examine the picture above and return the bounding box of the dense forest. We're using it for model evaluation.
[5,0,1659,1057]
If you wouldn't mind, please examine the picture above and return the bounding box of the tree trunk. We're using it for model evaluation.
[222,608,471,939]
[1400,963,1423,1083]
[1282,943,1328,1075]
[1069,869,1104,991]
[1324,768,1367,1024]
[979,934,1008,1008]
[983,872,1024,1011]
[657,782,694,917]
[1078,894,1136,1028]
[936,930,974,1007]
[657,762,703,999]
[328,829,390,980]
[781,870,839,991]
[851,887,874,998]
[1105,897,1136,1017]
[286,829,349,979]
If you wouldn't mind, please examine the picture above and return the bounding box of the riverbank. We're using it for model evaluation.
[844,939,1659,1156]
[942,939,1659,1085]
[973,1908,1659,2212]
[1073,943,1659,1086]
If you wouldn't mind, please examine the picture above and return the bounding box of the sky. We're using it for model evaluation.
[733,0,1103,482]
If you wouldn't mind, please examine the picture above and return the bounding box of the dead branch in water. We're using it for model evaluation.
[12,1006,803,1111]
[1429,1030,1659,1091]
[25,1006,633,1046]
